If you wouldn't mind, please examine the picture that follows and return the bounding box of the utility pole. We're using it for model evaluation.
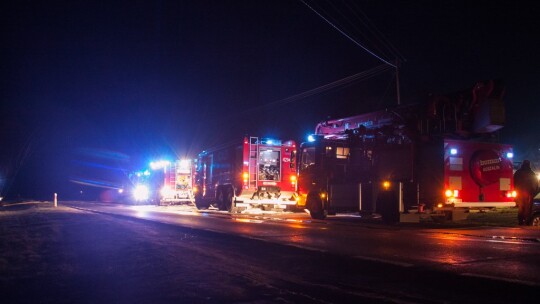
[395,59,401,105]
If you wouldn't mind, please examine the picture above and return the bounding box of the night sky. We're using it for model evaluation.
[2,0,539,200]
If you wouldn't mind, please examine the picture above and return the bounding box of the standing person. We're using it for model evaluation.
[513,160,539,225]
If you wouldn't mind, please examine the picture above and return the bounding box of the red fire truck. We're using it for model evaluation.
[158,159,196,205]
[296,80,516,220]
[194,136,298,212]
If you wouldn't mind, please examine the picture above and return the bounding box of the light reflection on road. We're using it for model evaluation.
[66,202,540,286]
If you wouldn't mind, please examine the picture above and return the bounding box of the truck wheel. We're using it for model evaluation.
[307,192,327,220]
[217,188,227,211]
[194,193,209,210]
[224,187,234,212]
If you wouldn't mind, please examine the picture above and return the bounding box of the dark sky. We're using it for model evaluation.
[2,0,539,200]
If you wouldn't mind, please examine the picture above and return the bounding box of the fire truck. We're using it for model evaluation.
[194,136,298,212]
[158,159,195,205]
[296,80,516,220]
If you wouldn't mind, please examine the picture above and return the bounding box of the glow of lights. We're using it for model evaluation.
[307,135,315,142]
[243,172,249,179]
[450,148,458,155]
[507,191,518,198]
[320,192,326,199]
[133,184,150,201]
[179,159,191,168]
[267,140,273,145]
[143,170,151,176]
[161,186,173,197]
[382,181,391,190]
[118,188,124,194]
[150,160,170,170]
[506,152,514,159]
[445,189,453,197]
[437,203,443,208]
[290,175,297,182]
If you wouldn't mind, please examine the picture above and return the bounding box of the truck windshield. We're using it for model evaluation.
[258,149,281,181]
[301,147,316,170]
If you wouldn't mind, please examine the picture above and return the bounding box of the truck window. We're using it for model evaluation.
[336,147,349,159]
[301,147,316,170]
[258,149,281,181]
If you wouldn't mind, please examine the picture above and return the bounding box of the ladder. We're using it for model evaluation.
[249,137,259,189]
[169,163,176,189]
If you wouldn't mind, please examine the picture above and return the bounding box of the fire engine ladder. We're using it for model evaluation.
[169,163,176,194]
[249,136,259,190]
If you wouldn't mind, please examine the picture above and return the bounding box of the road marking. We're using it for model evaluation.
[353,255,414,268]
[460,273,540,287]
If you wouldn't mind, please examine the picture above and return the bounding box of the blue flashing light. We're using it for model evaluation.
[506,152,514,159]
[307,135,316,142]
[150,160,170,170]
[450,148,458,155]
[267,140,273,145]
[143,170,151,176]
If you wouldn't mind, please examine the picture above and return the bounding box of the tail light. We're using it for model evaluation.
[445,189,459,198]
[506,190,517,198]
[290,175,297,185]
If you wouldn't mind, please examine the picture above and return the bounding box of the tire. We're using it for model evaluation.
[307,192,327,220]
[216,188,227,211]
[224,186,235,212]
[531,214,540,227]
[194,193,209,210]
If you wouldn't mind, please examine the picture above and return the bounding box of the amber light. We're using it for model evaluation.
[445,189,453,197]
[506,190,517,198]
[382,181,391,190]
[290,175,297,185]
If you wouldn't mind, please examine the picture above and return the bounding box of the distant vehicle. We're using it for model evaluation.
[296,80,516,220]
[129,169,160,205]
[532,193,540,226]
[194,136,298,212]
[157,159,195,205]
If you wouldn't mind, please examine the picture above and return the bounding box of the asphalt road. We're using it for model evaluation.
[1,201,539,303]
[67,202,540,285]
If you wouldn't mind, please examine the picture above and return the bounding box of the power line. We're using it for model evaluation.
[346,0,405,62]
[235,64,393,117]
[321,0,395,61]
[299,0,396,68]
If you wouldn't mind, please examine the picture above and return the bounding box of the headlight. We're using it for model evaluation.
[133,184,150,201]
[161,186,173,197]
